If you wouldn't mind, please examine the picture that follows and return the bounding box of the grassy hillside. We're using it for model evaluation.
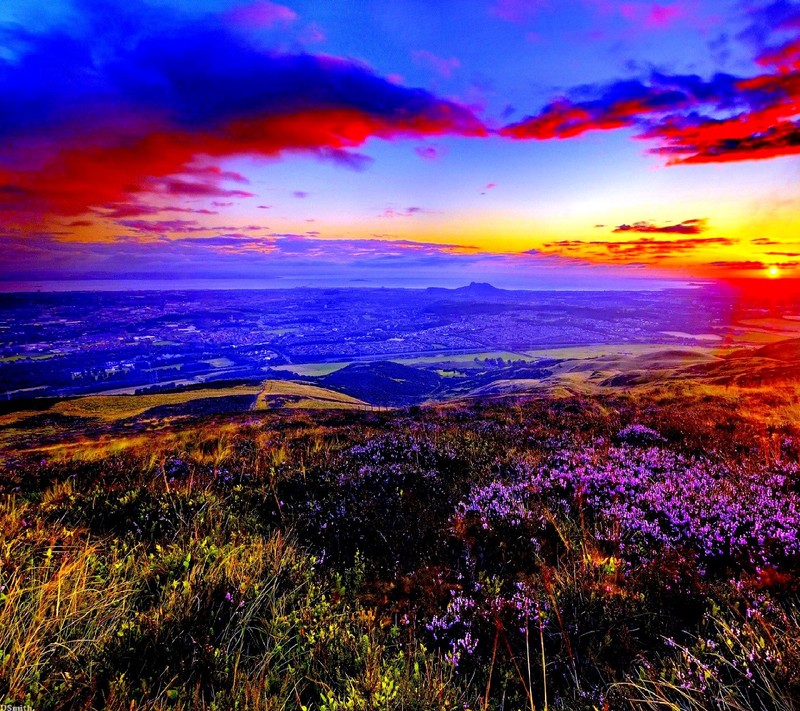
[2,384,800,709]
[254,379,369,410]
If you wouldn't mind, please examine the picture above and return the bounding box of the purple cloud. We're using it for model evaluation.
[226,1,298,28]
[412,50,461,78]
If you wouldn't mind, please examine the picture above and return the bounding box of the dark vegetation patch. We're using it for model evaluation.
[319,360,444,406]
[133,394,258,420]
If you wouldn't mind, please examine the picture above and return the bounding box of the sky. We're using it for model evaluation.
[0,0,799,289]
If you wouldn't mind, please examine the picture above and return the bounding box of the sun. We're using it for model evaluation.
[768,265,780,278]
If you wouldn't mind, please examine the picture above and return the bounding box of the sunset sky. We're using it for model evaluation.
[1,0,799,288]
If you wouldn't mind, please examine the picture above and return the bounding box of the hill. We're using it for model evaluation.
[742,337,800,361]
[3,388,800,709]
[319,360,443,406]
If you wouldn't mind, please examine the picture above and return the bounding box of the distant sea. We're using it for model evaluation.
[0,278,705,293]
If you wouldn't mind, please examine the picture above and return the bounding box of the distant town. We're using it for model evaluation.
[0,282,785,401]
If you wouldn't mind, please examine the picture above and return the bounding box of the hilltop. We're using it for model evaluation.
[3,385,800,709]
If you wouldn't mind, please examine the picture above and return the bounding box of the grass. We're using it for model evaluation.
[50,386,261,421]
[724,329,791,344]
[660,331,723,341]
[736,317,800,332]
[254,380,367,410]
[0,432,468,710]
[273,351,535,374]
[524,343,717,359]
[3,378,800,708]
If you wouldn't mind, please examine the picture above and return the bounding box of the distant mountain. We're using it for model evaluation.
[425,282,506,298]
[454,282,504,295]
[319,361,442,406]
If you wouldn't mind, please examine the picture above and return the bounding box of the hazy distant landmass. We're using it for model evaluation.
[0,276,704,293]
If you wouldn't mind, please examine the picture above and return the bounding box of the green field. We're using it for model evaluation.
[271,362,351,376]
[0,353,57,362]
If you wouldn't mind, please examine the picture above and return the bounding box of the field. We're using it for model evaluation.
[271,363,352,377]
[4,338,799,452]
[254,380,368,410]
[0,381,368,453]
[50,387,261,420]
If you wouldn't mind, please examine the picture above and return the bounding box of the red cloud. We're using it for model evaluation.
[1,105,485,223]
[706,260,767,270]
[96,203,218,218]
[542,235,735,263]
[502,57,800,164]
[500,0,800,166]
[0,18,487,227]
[500,89,686,140]
[756,37,800,71]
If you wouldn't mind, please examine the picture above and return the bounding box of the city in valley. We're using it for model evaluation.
[0,282,776,404]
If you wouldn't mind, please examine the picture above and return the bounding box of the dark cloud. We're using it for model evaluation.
[0,1,485,223]
[501,6,800,165]
[317,148,374,172]
[156,178,255,199]
[739,0,800,48]
[542,236,736,263]
[414,145,446,160]
[613,219,707,234]
[381,206,428,218]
